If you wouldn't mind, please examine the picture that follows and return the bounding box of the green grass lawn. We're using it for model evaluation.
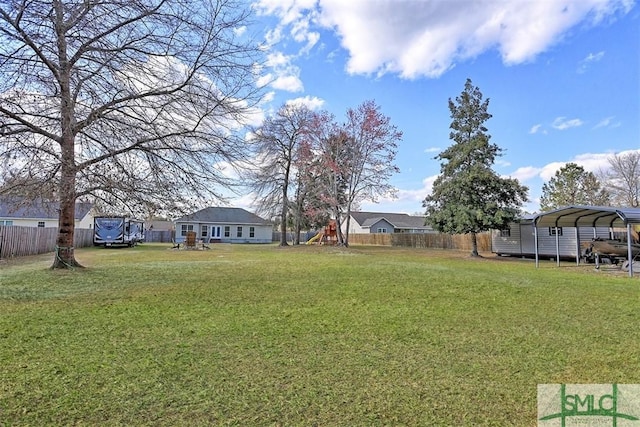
[1,243,639,426]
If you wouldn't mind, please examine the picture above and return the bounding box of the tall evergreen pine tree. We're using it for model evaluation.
[424,79,528,256]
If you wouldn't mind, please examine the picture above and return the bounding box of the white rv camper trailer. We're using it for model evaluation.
[93,216,145,247]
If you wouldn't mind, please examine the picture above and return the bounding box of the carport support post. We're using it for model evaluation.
[534,226,539,268]
[555,227,560,267]
[627,223,634,277]
[575,227,581,265]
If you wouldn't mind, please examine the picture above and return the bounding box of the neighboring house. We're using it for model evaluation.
[174,207,272,244]
[0,198,95,228]
[145,220,174,232]
[346,211,435,234]
[145,219,175,243]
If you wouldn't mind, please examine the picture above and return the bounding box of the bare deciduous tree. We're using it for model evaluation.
[601,151,640,207]
[302,101,401,247]
[247,103,312,246]
[0,0,263,268]
[303,111,348,245]
[341,100,401,246]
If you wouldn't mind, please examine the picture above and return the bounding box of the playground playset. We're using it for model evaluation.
[306,220,339,245]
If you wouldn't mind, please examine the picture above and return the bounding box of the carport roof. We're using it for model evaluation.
[533,205,640,228]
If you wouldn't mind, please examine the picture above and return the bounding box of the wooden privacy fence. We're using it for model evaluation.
[0,226,94,259]
[348,232,492,252]
[145,230,173,243]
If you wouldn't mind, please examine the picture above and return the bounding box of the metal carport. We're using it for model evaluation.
[533,205,640,277]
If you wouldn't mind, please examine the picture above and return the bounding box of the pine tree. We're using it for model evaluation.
[540,163,610,211]
[423,79,528,256]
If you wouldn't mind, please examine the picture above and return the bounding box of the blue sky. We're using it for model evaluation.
[237,0,640,215]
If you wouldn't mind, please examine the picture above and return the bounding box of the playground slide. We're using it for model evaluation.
[306,232,322,245]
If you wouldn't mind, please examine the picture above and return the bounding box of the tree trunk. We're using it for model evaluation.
[279,208,288,246]
[51,32,82,269]
[470,232,479,257]
[279,192,289,246]
[293,215,301,245]
[343,203,352,247]
[334,209,346,246]
[51,161,83,269]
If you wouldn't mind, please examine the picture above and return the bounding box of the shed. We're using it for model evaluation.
[492,215,611,259]
[533,206,640,276]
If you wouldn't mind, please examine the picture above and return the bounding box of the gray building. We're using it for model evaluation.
[346,211,435,234]
[174,207,272,244]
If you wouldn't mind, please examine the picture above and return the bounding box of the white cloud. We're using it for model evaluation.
[271,74,304,92]
[585,51,605,62]
[256,0,634,79]
[359,175,438,214]
[264,27,283,46]
[262,91,276,104]
[529,124,543,134]
[256,73,274,88]
[552,116,584,130]
[424,147,441,154]
[259,52,305,92]
[265,51,291,67]
[510,166,542,182]
[578,50,605,73]
[571,152,617,173]
[539,161,567,181]
[536,152,623,181]
[285,95,325,110]
[593,116,622,129]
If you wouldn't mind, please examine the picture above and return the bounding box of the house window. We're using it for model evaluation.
[181,224,194,236]
[250,227,255,238]
[237,226,243,238]
[549,227,563,236]
[224,226,230,237]
[0,220,13,226]
[499,229,511,237]
[201,225,208,238]
[377,228,388,233]
[37,221,45,228]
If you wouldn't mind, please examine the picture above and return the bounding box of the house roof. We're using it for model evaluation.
[0,197,93,221]
[533,205,640,228]
[350,211,431,230]
[145,220,174,231]
[174,207,270,225]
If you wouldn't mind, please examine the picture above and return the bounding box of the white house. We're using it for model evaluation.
[174,207,272,244]
[0,198,95,228]
[346,211,435,234]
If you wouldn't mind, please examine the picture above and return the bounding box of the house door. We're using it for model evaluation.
[212,226,221,241]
